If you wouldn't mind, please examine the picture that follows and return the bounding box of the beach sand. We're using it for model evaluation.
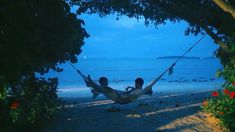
[44,90,226,132]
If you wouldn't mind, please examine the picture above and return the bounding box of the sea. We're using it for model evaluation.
[44,57,225,97]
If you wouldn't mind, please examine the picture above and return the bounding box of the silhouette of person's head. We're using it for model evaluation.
[135,78,144,89]
[99,77,108,87]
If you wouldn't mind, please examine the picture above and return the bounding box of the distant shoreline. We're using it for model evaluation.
[57,81,224,98]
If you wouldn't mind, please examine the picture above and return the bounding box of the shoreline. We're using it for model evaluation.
[57,81,224,98]
[45,89,224,132]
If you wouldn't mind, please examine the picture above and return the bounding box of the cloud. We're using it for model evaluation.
[79,14,217,58]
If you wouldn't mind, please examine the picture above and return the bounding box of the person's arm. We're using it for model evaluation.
[86,75,98,87]
[125,86,135,92]
[76,69,99,88]
[85,75,105,93]
[76,69,91,87]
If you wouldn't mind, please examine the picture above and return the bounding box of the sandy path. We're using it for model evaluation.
[44,90,226,132]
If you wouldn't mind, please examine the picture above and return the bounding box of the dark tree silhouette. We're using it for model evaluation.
[75,0,234,48]
[0,0,89,84]
[0,0,88,130]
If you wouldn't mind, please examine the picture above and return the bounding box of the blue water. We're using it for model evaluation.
[45,58,224,97]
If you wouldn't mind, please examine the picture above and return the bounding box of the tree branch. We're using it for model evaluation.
[212,0,235,19]
[203,25,228,49]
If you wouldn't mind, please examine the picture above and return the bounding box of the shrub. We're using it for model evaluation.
[0,77,61,131]
[202,82,235,130]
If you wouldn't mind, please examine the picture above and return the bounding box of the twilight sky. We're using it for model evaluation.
[77,13,219,59]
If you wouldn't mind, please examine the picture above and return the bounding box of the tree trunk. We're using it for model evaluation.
[212,0,235,19]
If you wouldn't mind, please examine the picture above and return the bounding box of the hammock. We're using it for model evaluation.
[69,35,206,104]
[75,69,162,104]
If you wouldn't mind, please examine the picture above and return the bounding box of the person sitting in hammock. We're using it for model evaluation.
[90,77,113,99]
[125,78,145,93]
[91,76,152,100]
[76,68,155,104]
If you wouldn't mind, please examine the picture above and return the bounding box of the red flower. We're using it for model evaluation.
[230,92,235,99]
[212,91,219,97]
[223,89,230,95]
[202,100,208,106]
[232,82,235,86]
[10,101,19,110]
[219,112,224,115]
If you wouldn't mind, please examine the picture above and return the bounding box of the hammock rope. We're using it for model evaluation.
[69,34,207,86]
[154,34,207,82]
[68,34,207,104]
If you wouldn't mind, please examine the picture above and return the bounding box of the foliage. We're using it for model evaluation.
[0,0,88,131]
[75,0,234,45]
[0,77,61,131]
[0,0,89,83]
[202,82,235,129]
[216,35,235,83]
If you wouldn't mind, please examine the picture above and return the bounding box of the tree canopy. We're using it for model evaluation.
[0,0,89,85]
[75,0,234,48]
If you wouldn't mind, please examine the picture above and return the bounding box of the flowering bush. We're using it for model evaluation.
[0,77,61,131]
[202,82,235,130]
